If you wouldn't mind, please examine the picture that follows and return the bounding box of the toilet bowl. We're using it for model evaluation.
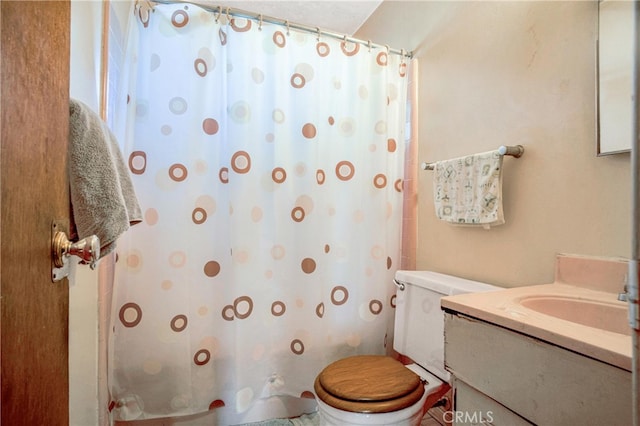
[314,271,499,425]
[314,355,447,426]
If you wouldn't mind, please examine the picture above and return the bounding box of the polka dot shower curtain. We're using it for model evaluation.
[109,2,408,423]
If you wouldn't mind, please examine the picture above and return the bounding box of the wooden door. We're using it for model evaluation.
[1,1,71,424]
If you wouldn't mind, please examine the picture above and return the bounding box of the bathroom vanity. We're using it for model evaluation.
[441,254,633,425]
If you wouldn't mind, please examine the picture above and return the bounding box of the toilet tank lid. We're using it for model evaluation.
[394,270,500,296]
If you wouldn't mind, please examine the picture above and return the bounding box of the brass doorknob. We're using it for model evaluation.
[52,231,100,270]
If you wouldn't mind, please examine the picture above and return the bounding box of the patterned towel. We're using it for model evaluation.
[433,150,505,228]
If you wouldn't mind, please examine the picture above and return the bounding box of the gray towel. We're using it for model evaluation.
[69,98,142,258]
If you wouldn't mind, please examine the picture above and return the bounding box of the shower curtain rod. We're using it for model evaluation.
[149,0,413,59]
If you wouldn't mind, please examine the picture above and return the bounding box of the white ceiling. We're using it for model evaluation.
[212,0,384,35]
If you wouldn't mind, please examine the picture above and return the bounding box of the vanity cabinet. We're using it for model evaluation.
[444,311,632,426]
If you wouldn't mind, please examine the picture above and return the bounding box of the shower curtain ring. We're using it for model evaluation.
[215,6,221,23]
[225,7,230,23]
[316,27,321,41]
[367,40,372,52]
[258,14,263,31]
[285,20,290,35]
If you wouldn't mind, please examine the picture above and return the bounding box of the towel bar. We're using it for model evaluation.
[420,144,524,171]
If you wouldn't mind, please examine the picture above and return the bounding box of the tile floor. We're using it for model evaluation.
[245,405,451,426]
[421,406,451,426]
[243,394,453,426]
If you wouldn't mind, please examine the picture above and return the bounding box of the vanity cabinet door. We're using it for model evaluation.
[452,378,532,426]
[444,312,632,426]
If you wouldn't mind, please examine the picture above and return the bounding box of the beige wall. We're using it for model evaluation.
[357,1,631,287]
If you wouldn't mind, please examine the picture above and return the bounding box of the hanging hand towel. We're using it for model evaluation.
[68,98,142,257]
[432,150,505,228]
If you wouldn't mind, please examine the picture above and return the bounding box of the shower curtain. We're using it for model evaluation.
[109,2,408,423]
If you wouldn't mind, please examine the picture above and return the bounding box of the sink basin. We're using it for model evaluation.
[519,296,630,336]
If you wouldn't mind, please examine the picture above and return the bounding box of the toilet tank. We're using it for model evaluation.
[393,270,499,382]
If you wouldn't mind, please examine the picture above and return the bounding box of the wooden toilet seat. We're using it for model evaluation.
[314,355,426,413]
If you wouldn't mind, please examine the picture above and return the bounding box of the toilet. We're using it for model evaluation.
[314,270,499,425]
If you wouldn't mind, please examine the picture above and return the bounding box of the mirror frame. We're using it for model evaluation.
[596,0,634,156]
